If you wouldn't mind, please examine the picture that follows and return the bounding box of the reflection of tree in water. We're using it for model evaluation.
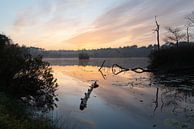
[99,63,194,127]
[106,65,194,114]
[154,88,159,112]
[160,88,185,112]
[123,72,194,128]
[152,74,194,128]
[78,60,89,66]
[154,74,194,111]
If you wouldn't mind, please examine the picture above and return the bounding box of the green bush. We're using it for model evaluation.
[0,34,58,112]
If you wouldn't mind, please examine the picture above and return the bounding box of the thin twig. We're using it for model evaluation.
[99,69,106,80]
[98,60,106,71]
[98,60,106,79]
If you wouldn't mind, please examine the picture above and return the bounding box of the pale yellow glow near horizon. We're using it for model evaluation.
[4,0,193,50]
[13,35,152,50]
[10,26,154,50]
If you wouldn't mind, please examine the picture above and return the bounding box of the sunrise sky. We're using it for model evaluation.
[0,0,194,50]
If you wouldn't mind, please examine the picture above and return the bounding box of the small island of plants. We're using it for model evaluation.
[78,51,90,60]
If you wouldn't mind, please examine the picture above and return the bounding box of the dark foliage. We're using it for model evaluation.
[0,34,58,112]
[29,45,158,58]
[148,42,194,72]
[78,52,90,60]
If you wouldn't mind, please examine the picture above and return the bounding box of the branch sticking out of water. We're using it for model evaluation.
[80,81,99,111]
[99,60,106,71]
[98,60,106,80]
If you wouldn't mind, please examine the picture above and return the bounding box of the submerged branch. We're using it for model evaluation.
[112,64,152,75]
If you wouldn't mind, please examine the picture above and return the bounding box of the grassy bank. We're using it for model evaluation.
[148,43,194,73]
[0,92,59,129]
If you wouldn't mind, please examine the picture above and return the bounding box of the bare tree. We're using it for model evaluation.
[154,16,160,50]
[185,24,191,43]
[185,11,194,43]
[186,11,194,24]
[165,27,186,47]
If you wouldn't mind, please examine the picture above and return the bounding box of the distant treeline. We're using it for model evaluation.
[28,42,194,58]
[28,45,159,58]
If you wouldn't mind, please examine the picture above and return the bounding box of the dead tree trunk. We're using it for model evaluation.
[155,16,160,51]
[186,27,190,43]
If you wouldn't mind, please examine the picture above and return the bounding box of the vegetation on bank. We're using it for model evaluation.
[149,12,194,73]
[0,34,59,129]
[148,42,194,73]
[28,45,157,58]
[78,51,90,60]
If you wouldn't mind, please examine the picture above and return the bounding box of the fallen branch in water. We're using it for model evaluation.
[80,81,99,111]
[112,64,129,75]
[112,64,153,75]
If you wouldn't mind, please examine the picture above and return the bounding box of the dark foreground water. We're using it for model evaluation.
[45,58,194,129]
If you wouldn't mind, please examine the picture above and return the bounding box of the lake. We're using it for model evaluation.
[44,58,194,129]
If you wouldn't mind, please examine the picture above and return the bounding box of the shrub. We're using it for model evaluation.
[148,43,194,71]
[0,34,58,112]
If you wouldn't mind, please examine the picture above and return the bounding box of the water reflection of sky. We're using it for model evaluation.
[48,59,194,129]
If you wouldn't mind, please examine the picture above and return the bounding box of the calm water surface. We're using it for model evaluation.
[45,58,194,129]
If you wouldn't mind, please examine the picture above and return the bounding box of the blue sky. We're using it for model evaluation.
[0,0,34,30]
[0,0,194,50]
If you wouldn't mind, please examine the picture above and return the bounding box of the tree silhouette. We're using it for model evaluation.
[185,12,194,43]
[165,27,185,47]
[154,16,160,50]
[0,34,58,112]
[186,11,194,25]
